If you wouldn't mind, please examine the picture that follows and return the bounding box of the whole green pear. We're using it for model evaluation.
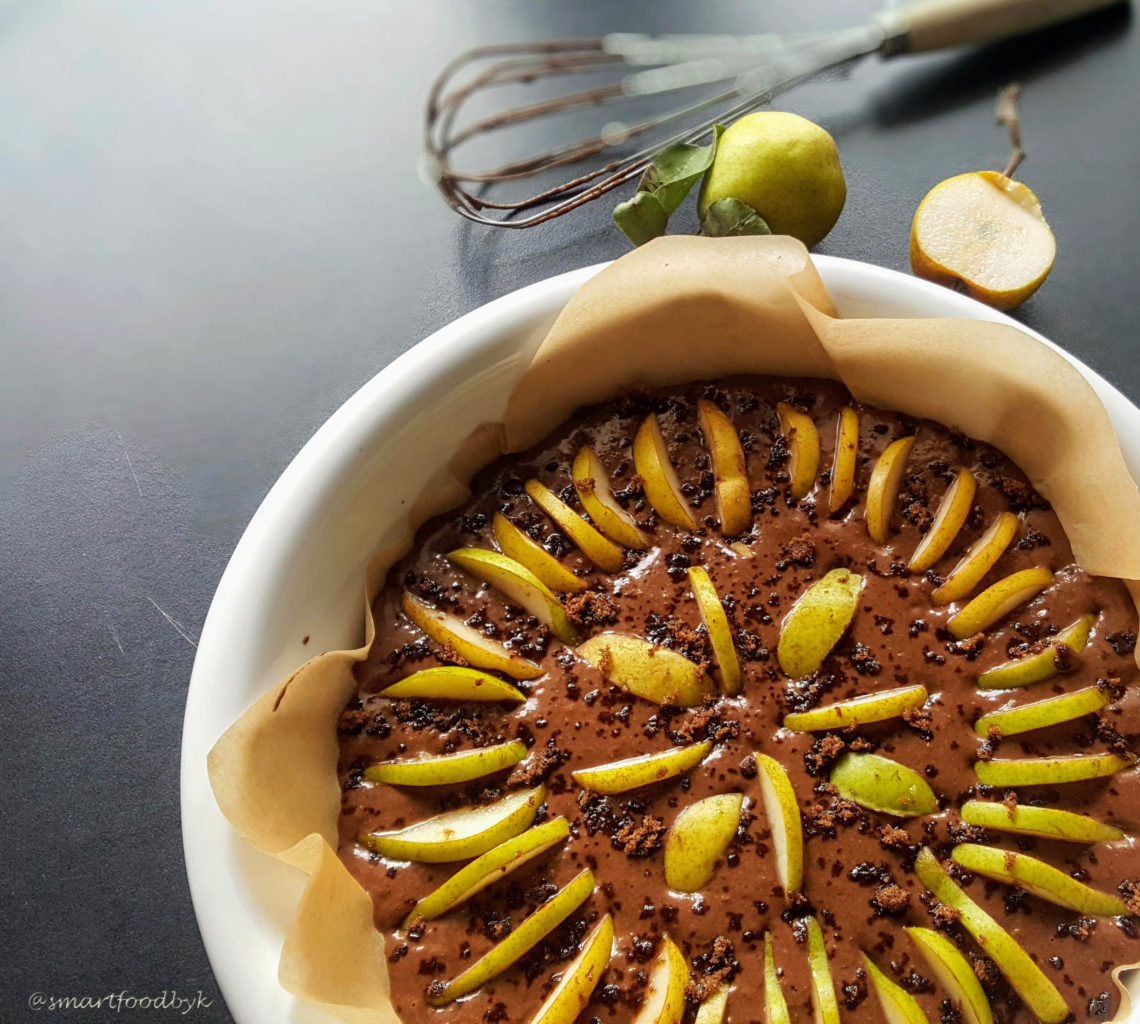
[699,111,846,248]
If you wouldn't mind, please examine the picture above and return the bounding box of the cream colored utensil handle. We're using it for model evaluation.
[876,0,1124,54]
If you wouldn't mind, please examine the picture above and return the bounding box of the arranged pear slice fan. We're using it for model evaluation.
[492,511,588,593]
[525,480,625,572]
[572,445,650,550]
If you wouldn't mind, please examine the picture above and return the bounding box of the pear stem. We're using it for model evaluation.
[996,84,1026,179]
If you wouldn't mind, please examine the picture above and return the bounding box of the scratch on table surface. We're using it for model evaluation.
[108,619,124,654]
[117,432,142,497]
[147,596,198,649]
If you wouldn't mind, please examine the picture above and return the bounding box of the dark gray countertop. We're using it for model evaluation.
[2,2,1136,1022]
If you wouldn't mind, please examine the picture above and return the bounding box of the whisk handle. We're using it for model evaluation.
[875,0,1123,54]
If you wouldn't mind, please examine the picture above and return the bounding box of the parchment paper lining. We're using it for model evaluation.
[207,235,1139,1024]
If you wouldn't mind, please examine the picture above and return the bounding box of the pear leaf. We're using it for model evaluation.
[613,191,669,247]
[613,126,724,246]
[700,197,771,237]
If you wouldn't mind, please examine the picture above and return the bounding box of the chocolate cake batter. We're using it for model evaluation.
[338,378,1140,1024]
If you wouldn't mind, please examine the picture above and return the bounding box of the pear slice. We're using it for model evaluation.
[693,985,729,1024]
[951,843,1129,916]
[427,867,595,1005]
[403,817,570,927]
[754,753,804,893]
[365,739,527,787]
[447,548,578,644]
[830,752,938,818]
[974,753,1132,787]
[634,414,697,530]
[777,568,864,679]
[492,512,588,594]
[664,792,744,892]
[530,913,614,1024]
[947,566,1053,639]
[908,467,977,572]
[805,915,840,1024]
[572,740,714,795]
[914,847,1069,1024]
[361,785,544,863]
[571,446,650,550]
[828,406,859,514]
[863,953,932,1024]
[783,684,927,732]
[698,399,751,536]
[931,512,1018,606]
[777,402,820,500]
[959,800,1125,844]
[974,685,1110,739]
[905,927,993,1024]
[632,936,688,1024]
[577,633,714,707]
[402,592,543,680]
[763,933,792,1024]
[525,480,625,573]
[378,666,526,703]
[865,435,916,545]
[976,614,1095,690]
[689,565,743,696]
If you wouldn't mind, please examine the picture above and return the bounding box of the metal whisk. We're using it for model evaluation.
[422,0,1121,228]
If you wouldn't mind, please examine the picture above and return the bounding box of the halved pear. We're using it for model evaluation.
[402,592,543,680]
[572,446,650,550]
[634,414,697,530]
[976,614,1095,690]
[427,867,595,1005]
[806,915,840,1024]
[632,936,688,1024]
[361,785,544,863]
[975,753,1132,787]
[914,847,1069,1024]
[493,512,588,594]
[365,739,527,787]
[865,436,916,545]
[577,633,714,707]
[931,512,1018,606]
[777,402,820,500]
[698,399,751,536]
[378,666,527,703]
[530,913,614,1024]
[572,740,714,795]
[959,800,1125,844]
[403,817,570,927]
[689,565,743,696]
[763,933,792,1024]
[525,480,625,573]
[783,684,927,732]
[905,928,993,1024]
[664,792,744,892]
[754,753,804,893]
[694,985,729,1024]
[908,467,977,572]
[447,548,578,643]
[777,568,864,679]
[974,685,1109,738]
[947,567,1053,639]
[863,953,932,1024]
[951,843,1129,916]
[830,752,938,818]
[828,406,859,514]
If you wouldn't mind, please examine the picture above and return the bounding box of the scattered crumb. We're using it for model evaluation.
[564,590,619,628]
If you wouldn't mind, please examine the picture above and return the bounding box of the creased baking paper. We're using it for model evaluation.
[207,235,1140,1023]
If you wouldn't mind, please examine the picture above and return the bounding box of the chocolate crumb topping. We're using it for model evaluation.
[336,377,1140,1024]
